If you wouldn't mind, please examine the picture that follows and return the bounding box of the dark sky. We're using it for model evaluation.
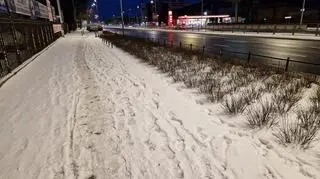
[98,0,198,19]
[58,0,319,22]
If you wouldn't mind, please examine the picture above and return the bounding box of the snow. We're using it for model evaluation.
[0,31,319,179]
[106,26,320,41]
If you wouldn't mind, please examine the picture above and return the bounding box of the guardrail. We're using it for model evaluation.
[109,29,320,75]
[116,23,320,36]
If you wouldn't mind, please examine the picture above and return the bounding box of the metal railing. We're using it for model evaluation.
[110,30,320,75]
[0,17,56,78]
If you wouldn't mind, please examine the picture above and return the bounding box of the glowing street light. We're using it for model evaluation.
[300,0,306,25]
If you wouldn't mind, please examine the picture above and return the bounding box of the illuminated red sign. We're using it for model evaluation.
[168,11,173,27]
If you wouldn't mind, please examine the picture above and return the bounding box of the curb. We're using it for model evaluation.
[0,39,58,88]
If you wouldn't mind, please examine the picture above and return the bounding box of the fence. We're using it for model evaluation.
[204,24,320,36]
[110,30,320,75]
[0,17,56,78]
[138,23,320,36]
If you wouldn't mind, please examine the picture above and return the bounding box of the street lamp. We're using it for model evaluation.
[300,0,306,26]
[201,0,203,17]
[120,0,125,37]
[136,5,140,25]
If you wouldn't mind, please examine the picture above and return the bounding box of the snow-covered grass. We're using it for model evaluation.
[101,32,320,148]
[275,108,320,149]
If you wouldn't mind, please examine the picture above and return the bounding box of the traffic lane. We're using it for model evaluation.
[203,36,320,62]
[175,33,319,62]
[113,29,320,63]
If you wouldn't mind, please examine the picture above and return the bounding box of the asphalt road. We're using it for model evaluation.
[108,28,320,74]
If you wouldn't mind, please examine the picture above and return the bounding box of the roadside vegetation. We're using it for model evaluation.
[101,32,320,149]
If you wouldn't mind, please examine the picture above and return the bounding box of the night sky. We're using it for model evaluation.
[59,0,319,23]
[97,0,198,19]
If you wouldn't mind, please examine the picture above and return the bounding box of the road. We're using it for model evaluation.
[108,28,320,74]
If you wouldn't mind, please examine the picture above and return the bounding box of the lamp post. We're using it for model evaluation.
[136,5,140,25]
[56,0,65,36]
[120,0,125,37]
[201,0,203,17]
[56,0,64,24]
[299,0,306,26]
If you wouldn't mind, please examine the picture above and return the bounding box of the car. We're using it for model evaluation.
[87,24,103,32]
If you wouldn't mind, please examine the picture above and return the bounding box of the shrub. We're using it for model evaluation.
[222,95,249,115]
[242,85,261,105]
[209,83,225,102]
[297,108,320,129]
[273,90,300,114]
[310,88,320,114]
[275,109,320,149]
[247,100,276,128]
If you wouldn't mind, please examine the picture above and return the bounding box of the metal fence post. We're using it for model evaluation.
[273,24,277,35]
[48,23,53,43]
[316,24,319,36]
[36,27,42,49]
[179,41,182,48]
[48,24,51,42]
[1,51,11,73]
[202,45,205,59]
[285,57,290,71]
[43,25,49,45]
[0,30,10,73]
[247,52,251,63]
[31,27,37,52]
[219,48,223,59]
[292,25,296,36]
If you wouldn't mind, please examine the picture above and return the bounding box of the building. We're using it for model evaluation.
[175,0,319,24]
[141,0,190,25]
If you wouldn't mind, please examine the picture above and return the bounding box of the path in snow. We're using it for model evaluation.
[0,32,319,179]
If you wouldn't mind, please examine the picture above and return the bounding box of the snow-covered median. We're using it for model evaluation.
[0,32,319,179]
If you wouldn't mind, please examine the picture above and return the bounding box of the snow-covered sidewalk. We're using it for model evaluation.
[107,26,320,41]
[0,32,319,179]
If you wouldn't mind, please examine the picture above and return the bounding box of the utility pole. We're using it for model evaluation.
[300,0,306,26]
[120,0,125,37]
[56,0,64,23]
[56,0,65,36]
[71,0,77,27]
[201,0,203,16]
[235,0,238,23]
